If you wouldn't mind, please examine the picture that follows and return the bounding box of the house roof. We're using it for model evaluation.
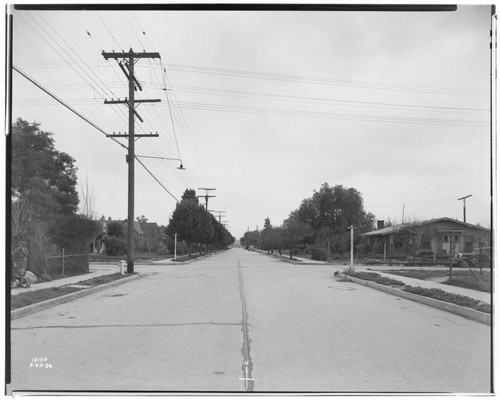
[103,220,146,236]
[362,217,490,237]
[140,222,159,237]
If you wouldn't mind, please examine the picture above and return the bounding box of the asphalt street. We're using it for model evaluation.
[8,248,491,393]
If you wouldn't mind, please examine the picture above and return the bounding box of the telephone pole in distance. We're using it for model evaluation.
[457,194,472,223]
[198,188,216,210]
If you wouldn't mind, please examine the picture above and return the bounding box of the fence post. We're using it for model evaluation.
[62,248,65,276]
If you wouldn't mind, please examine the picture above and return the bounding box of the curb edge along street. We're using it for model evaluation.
[10,274,142,320]
[257,249,491,324]
[337,273,491,325]
[10,253,212,320]
[10,250,491,326]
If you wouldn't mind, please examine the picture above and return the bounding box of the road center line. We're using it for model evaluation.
[237,253,254,392]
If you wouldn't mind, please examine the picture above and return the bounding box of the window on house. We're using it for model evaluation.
[443,235,449,243]
[395,241,403,249]
[454,235,459,242]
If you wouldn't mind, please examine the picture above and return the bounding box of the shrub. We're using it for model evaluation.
[416,249,434,257]
[355,243,370,255]
[347,271,405,286]
[311,247,328,261]
[372,242,385,254]
[103,236,127,256]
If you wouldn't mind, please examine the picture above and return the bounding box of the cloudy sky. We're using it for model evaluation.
[10,4,493,238]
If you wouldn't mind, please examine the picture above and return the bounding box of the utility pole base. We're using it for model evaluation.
[127,260,134,274]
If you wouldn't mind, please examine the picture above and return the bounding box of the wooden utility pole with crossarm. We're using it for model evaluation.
[197,187,216,210]
[102,49,161,274]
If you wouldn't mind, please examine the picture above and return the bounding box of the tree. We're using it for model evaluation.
[261,217,275,253]
[107,221,124,237]
[12,118,79,221]
[166,189,207,254]
[291,183,375,253]
[11,198,32,246]
[11,119,81,276]
[240,230,261,248]
[281,217,311,259]
[50,214,100,271]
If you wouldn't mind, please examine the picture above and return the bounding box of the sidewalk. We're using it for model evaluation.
[355,268,491,304]
[266,252,491,305]
[11,263,120,296]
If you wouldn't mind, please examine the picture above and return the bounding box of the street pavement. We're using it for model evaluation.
[8,248,491,393]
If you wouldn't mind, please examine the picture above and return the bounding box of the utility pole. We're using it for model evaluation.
[174,233,178,261]
[457,194,472,223]
[348,225,354,269]
[198,188,216,210]
[102,48,161,274]
[209,210,225,224]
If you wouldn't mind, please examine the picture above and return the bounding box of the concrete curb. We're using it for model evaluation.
[173,253,215,264]
[11,274,142,320]
[338,274,491,325]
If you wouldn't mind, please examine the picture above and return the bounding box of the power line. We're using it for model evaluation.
[18,12,129,125]
[13,65,126,149]
[148,82,489,115]
[164,63,489,97]
[13,65,185,208]
[153,100,488,127]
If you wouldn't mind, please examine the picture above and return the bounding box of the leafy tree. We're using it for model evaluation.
[103,236,127,256]
[12,118,79,221]
[240,230,261,248]
[50,214,100,271]
[107,221,124,237]
[11,119,81,275]
[291,183,375,253]
[281,218,311,259]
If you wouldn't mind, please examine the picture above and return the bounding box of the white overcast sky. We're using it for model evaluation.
[9,4,493,238]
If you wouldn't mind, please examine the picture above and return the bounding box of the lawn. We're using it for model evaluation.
[342,270,490,314]
[11,273,131,310]
[381,269,491,293]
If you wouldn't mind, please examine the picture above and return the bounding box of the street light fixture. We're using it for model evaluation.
[135,154,186,170]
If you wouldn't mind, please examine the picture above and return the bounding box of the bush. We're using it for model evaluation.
[346,271,405,286]
[372,242,385,254]
[355,243,370,255]
[416,249,434,257]
[103,236,127,256]
[311,247,328,261]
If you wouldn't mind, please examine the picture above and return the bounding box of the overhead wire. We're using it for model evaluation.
[154,100,488,127]
[13,12,194,209]
[165,63,489,97]
[160,60,210,173]
[96,11,123,51]
[146,82,489,115]
[19,12,129,125]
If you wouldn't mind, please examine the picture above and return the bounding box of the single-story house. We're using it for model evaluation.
[361,217,490,258]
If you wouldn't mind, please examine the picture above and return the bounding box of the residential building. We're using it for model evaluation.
[361,217,490,258]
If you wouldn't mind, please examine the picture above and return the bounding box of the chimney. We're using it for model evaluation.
[377,220,385,230]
